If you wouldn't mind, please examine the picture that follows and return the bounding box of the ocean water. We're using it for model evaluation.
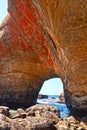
[37,95,70,119]
[48,95,59,99]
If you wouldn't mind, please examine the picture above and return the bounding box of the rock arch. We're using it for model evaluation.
[0,0,87,116]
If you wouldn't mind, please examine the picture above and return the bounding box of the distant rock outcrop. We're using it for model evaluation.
[38,94,48,99]
[57,92,65,104]
[0,0,87,116]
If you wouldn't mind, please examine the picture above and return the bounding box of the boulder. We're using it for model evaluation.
[57,92,65,104]
[10,108,27,119]
[22,116,57,130]
[0,106,10,117]
[0,114,25,130]
[0,107,86,130]
[26,105,60,118]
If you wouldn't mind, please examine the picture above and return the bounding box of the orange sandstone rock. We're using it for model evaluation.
[0,0,87,116]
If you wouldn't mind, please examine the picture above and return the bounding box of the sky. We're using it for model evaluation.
[39,78,63,95]
[0,0,63,95]
[0,0,8,23]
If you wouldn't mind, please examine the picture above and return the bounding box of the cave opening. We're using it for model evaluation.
[37,78,64,104]
[37,78,70,119]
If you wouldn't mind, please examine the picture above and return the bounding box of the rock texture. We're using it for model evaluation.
[0,0,87,116]
[0,105,87,130]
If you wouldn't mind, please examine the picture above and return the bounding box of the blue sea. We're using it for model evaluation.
[37,95,70,119]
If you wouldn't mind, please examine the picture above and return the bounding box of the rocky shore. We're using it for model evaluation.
[0,105,87,130]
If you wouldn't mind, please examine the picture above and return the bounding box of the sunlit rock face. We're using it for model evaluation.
[0,0,63,108]
[0,0,87,116]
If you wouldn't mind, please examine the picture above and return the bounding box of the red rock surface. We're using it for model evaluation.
[0,0,87,116]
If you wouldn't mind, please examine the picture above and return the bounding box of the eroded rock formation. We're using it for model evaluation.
[0,0,87,116]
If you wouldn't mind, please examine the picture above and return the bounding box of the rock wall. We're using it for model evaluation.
[0,0,87,116]
[0,0,63,108]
